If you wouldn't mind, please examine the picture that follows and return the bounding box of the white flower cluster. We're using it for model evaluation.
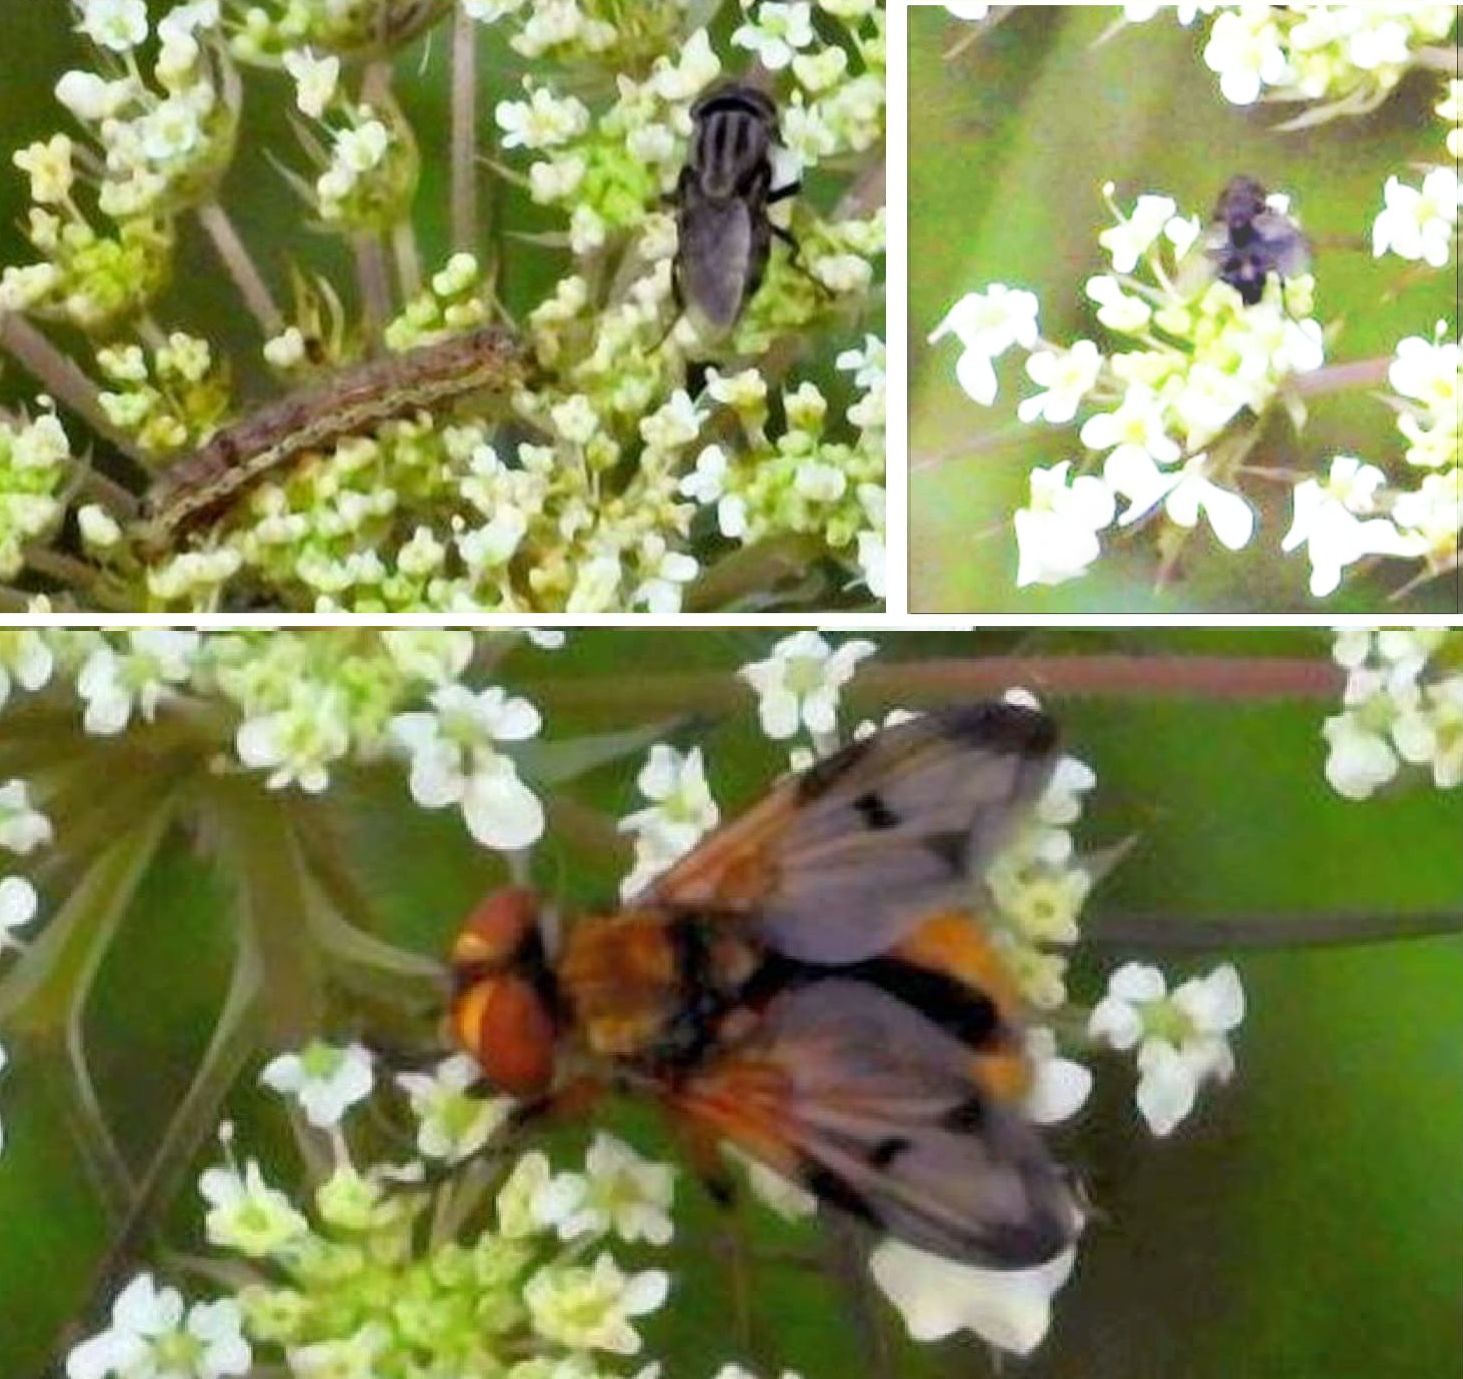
[1,3,884,613]
[983,718,1099,1014]
[95,332,230,458]
[934,184,1325,589]
[1284,327,1460,599]
[69,1044,678,1379]
[278,49,417,232]
[678,348,886,600]
[1322,630,1462,800]
[0,2,230,330]
[0,630,554,855]
[1125,3,1457,117]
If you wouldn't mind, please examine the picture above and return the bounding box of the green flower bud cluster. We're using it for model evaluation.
[0,407,73,580]
[230,0,453,64]
[97,333,232,459]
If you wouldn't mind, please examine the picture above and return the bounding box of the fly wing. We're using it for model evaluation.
[1251,210,1312,277]
[678,189,754,337]
[639,703,1059,965]
[669,977,1077,1268]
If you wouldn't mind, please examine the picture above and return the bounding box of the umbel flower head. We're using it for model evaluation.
[0,629,1297,1373]
[0,0,886,612]
[934,181,1323,590]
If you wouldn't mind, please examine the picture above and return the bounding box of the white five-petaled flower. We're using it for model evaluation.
[78,0,150,53]
[559,1132,677,1246]
[1088,962,1246,1137]
[234,684,352,794]
[1080,387,1181,487]
[0,780,52,855]
[1098,192,1177,273]
[1201,8,1291,105]
[870,1239,1077,1356]
[281,49,340,119]
[1282,456,1412,598]
[390,685,545,851]
[497,1149,590,1240]
[260,1041,374,1129]
[1018,341,1104,425]
[1117,453,1257,552]
[198,1158,309,1257]
[396,1053,513,1162]
[65,1272,251,1379]
[1013,462,1116,588]
[619,745,720,898]
[1372,168,1460,270]
[739,632,878,741]
[524,1253,670,1355]
[929,284,1040,405]
[75,632,200,736]
[732,2,816,71]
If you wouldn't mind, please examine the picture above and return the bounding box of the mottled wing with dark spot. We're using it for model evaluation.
[677,185,756,336]
[641,703,1060,964]
[669,978,1076,1268]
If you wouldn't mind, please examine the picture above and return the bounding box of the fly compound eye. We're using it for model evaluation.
[452,885,541,968]
[451,972,558,1099]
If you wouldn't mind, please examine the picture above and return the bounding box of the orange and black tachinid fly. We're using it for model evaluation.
[448,702,1079,1270]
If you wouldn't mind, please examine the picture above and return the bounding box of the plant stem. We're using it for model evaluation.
[392,219,423,299]
[1292,356,1391,398]
[75,463,141,517]
[820,1218,896,1379]
[1414,45,1460,73]
[450,3,479,253]
[195,201,284,336]
[354,234,393,339]
[0,313,140,459]
[22,546,132,611]
[1086,908,1463,952]
[836,152,886,222]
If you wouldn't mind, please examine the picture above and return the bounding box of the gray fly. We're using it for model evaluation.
[1203,175,1312,306]
[672,81,801,338]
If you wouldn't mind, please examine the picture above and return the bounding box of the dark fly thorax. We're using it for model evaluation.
[1206,174,1308,307]
[689,87,779,202]
[634,912,761,1079]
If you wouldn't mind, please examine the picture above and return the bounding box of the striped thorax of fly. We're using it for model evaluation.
[673,82,799,339]
[132,324,529,559]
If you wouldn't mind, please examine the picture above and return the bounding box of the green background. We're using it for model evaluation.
[909,5,1460,614]
[0,628,1460,1378]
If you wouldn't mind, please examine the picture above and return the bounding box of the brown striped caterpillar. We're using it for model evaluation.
[132,324,529,559]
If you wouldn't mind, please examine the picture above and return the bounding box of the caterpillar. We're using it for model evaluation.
[132,324,529,559]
